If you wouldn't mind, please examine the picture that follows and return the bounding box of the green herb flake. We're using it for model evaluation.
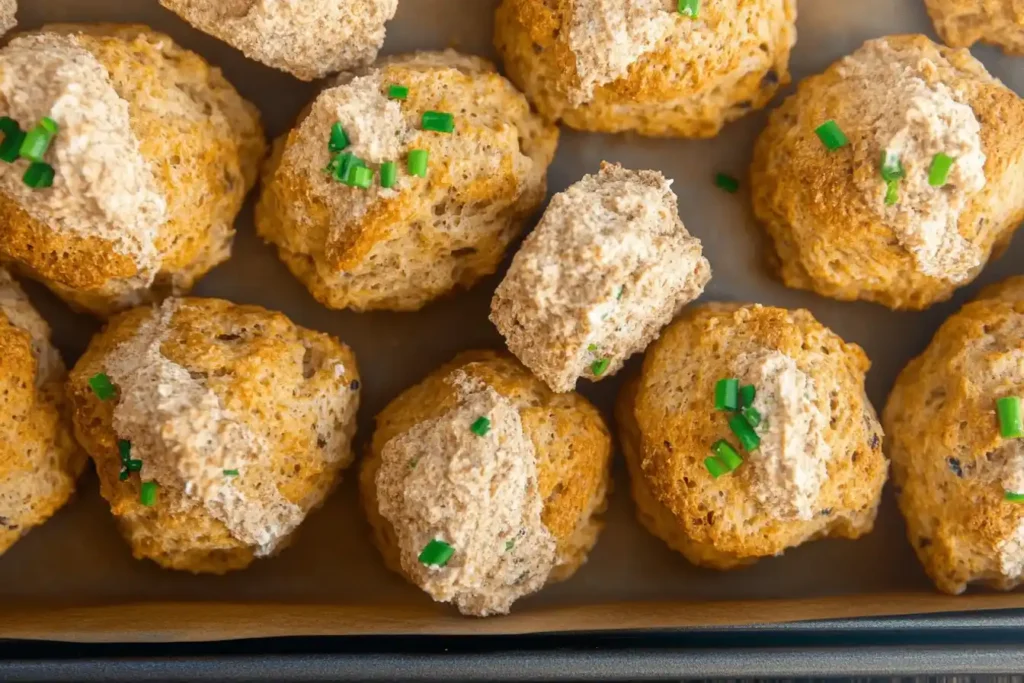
[418,539,454,567]
[88,373,116,401]
[591,358,610,377]
[470,416,491,437]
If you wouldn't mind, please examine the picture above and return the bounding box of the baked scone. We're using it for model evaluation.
[617,303,887,569]
[925,0,1024,54]
[885,276,1024,594]
[0,0,15,36]
[751,34,1024,310]
[159,0,398,81]
[493,0,796,137]
[0,268,85,556]
[491,162,711,393]
[66,297,360,574]
[360,350,611,616]
[257,50,559,312]
[0,25,266,317]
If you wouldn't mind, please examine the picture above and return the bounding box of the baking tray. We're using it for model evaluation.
[4,0,1024,649]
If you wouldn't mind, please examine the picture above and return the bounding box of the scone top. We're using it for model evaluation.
[492,162,710,393]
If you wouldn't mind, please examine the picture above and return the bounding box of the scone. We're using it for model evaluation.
[751,34,1024,310]
[0,25,266,317]
[494,0,796,137]
[0,268,85,556]
[159,0,398,81]
[925,0,1024,54]
[66,297,360,574]
[1,0,15,36]
[360,350,611,616]
[617,303,887,569]
[491,162,711,393]
[257,50,559,312]
[885,276,1024,594]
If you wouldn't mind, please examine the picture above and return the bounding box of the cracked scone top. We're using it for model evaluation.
[67,297,361,574]
[925,0,1024,55]
[751,34,1024,310]
[0,268,85,557]
[885,276,1024,594]
[159,0,398,81]
[360,351,612,616]
[617,304,887,569]
[494,0,796,137]
[491,162,711,393]
[256,50,558,312]
[0,25,266,317]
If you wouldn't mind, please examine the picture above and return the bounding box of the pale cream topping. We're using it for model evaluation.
[375,371,556,617]
[0,268,62,386]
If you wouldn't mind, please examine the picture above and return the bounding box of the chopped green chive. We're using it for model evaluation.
[739,384,756,409]
[407,149,428,178]
[714,173,739,193]
[704,456,728,478]
[418,539,454,567]
[0,127,24,163]
[615,286,624,300]
[678,0,699,17]
[814,120,848,151]
[880,150,904,182]
[23,162,54,189]
[126,459,143,472]
[928,153,955,187]
[118,439,132,464]
[1005,491,1024,502]
[224,469,239,476]
[0,116,18,137]
[379,160,398,188]
[505,539,515,551]
[421,111,455,134]
[729,413,761,452]
[741,405,761,429]
[587,343,598,352]
[997,396,1023,438]
[591,358,610,377]
[884,179,899,206]
[39,117,58,136]
[349,165,373,189]
[711,439,743,471]
[19,124,54,162]
[714,378,739,411]
[88,373,116,401]
[328,123,349,153]
[139,481,158,507]
[340,156,368,185]
[470,416,491,436]
[387,84,409,100]
[119,470,130,481]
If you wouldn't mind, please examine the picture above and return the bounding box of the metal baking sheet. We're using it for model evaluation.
[3,0,1024,642]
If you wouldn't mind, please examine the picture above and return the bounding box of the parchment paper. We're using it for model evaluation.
[4,0,1024,642]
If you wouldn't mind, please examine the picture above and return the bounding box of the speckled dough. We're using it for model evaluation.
[0,268,85,557]
[925,0,1024,54]
[256,50,558,312]
[0,24,266,317]
[617,303,887,569]
[67,297,360,574]
[360,350,612,616]
[491,162,710,393]
[494,0,796,137]
[751,34,1024,311]
[885,276,1024,594]
[0,0,16,36]
[159,0,398,81]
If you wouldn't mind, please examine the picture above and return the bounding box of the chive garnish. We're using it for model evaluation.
[118,439,132,465]
[0,127,24,163]
[126,459,142,472]
[418,539,454,567]
[88,373,116,401]
[470,416,491,436]
[880,150,904,181]
[119,470,130,481]
[39,117,58,136]
[421,111,455,134]
[23,162,54,189]
[19,123,54,162]
[997,396,1023,438]
[814,120,848,151]
[704,456,728,478]
[328,123,349,153]
[712,440,743,470]
[349,165,373,189]
[591,358,610,377]
[407,149,428,178]
[387,84,409,100]
[505,539,515,551]
[588,343,598,352]
[678,0,699,17]
[139,481,158,507]
[739,384,755,409]
[729,414,760,451]
[741,405,761,428]
[884,179,899,206]
[714,378,739,411]
[224,469,239,476]
[380,160,398,188]
[714,173,739,193]
[928,153,955,187]
[1005,491,1024,503]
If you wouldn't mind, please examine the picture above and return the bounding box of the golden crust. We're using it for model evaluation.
[617,303,887,569]
[925,0,1024,54]
[360,350,612,586]
[750,34,1024,310]
[493,0,796,137]
[66,297,360,574]
[0,24,266,317]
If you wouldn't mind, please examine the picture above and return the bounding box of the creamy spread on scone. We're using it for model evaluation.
[491,162,710,393]
[375,371,556,617]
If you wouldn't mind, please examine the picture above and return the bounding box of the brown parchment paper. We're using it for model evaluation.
[3,0,1024,643]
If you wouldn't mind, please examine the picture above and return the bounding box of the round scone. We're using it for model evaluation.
[884,276,1024,594]
[360,350,611,616]
[66,297,360,574]
[159,0,398,81]
[925,0,1024,54]
[0,269,85,556]
[493,0,796,137]
[617,303,887,569]
[257,51,559,312]
[0,25,266,317]
[751,34,1024,310]
[491,162,711,393]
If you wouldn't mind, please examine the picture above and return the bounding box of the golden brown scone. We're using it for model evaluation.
[159,0,398,81]
[751,34,1024,311]
[617,303,887,569]
[493,0,796,137]
[67,297,360,574]
[0,268,85,556]
[925,0,1024,54]
[360,350,611,616]
[885,276,1024,594]
[0,25,266,317]
[257,50,558,312]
